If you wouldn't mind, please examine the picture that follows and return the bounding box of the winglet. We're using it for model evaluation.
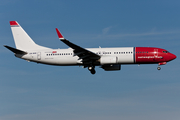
[56,28,65,40]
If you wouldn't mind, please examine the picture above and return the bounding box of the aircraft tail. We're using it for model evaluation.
[10,21,50,51]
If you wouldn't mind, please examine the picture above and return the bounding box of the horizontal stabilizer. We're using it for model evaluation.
[4,45,27,54]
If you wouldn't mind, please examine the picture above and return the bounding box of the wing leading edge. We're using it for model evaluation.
[55,28,100,64]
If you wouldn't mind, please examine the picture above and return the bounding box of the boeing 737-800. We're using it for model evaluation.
[4,21,176,74]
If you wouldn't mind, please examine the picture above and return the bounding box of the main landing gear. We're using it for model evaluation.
[88,66,96,74]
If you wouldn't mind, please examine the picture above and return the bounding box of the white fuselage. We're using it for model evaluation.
[18,47,134,66]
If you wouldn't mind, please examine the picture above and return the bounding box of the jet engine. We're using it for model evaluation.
[100,56,118,64]
[101,64,121,71]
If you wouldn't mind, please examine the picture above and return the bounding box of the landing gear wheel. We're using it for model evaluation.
[157,67,161,70]
[90,69,96,74]
[88,66,96,74]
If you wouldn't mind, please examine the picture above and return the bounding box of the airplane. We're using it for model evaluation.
[4,21,176,74]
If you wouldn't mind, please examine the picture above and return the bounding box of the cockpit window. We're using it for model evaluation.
[163,51,169,53]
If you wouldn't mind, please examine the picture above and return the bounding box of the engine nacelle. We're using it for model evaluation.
[101,64,121,71]
[100,56,118,65]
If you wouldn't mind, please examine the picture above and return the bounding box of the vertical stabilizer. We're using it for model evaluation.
[10,21,50,51]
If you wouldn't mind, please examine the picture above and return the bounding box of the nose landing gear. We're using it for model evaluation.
[157,66,161,70]
[157,62,166,70]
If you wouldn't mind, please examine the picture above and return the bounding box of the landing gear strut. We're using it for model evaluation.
[88,66,96,74]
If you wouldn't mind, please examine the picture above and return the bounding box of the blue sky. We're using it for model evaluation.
[0,0,180,120]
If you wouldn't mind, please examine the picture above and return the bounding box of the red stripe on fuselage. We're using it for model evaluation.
[135,47,174,64]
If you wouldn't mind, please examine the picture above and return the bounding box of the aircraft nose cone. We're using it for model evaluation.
[173,54,177,59]
[170,53,177,61]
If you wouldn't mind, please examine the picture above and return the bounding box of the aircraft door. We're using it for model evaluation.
[37,52,41,60]
[154,49,158,61]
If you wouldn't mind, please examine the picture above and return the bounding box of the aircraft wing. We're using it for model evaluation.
[55,28,100,63]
